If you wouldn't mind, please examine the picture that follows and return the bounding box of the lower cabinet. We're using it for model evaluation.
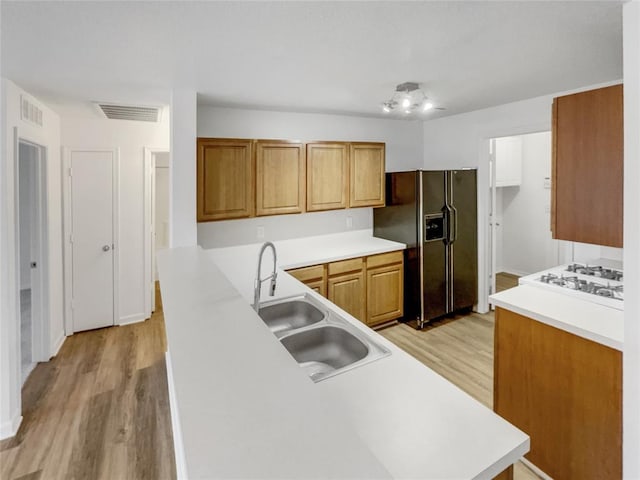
[287,264,327,297]
[286,251,403,327]
[366,252,403,326]
[494,307,622,480]
[327,258,366,322]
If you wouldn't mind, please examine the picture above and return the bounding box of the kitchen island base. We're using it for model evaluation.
[494,306,622,480]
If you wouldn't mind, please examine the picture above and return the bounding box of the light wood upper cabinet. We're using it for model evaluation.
[197,138,254,222]
[349,143,385,208]
[366,251,403,326]
[255,140,305,216]
[327,257,366,322]
[552,84,623,247]
[306,143,349,211]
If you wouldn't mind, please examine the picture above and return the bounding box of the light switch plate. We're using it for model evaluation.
[346,216,353,229]
[257,226,265,239]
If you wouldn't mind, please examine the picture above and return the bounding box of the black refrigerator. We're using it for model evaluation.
[373,170,477,328]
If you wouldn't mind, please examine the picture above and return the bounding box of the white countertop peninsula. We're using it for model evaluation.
[158,231,529,479]
[489,285,623,351]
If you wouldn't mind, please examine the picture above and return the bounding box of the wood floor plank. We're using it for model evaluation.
[1,289,175,480]
[380,312,540,480]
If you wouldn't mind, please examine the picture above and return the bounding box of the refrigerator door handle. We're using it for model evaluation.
[450,204,459,243]
[444,204,453,244]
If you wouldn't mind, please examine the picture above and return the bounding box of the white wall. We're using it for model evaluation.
[422,80,623,311]
[0,79,62,439]
[623,2,640,478]
[196,105,424,248]
[170,90,197,248]
[496,132,559,275]
[61,114,170,324]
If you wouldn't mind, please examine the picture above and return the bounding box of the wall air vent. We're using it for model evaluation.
[96,103,161,122]
[21,95,43,126]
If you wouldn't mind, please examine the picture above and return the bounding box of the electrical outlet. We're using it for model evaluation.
[544,204,551,213]
[346,216,353,229]
[544,177,551,189]
[257,226,265,239]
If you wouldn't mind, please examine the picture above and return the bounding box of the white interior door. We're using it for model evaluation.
[70,150,116,332]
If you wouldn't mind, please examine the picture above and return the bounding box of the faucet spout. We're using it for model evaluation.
[254,241,277,312]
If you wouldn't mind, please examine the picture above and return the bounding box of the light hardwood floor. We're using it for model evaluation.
[496,272,520,292]
[379,312,539,480]
[0,286,176,480]
[2,283,537,480]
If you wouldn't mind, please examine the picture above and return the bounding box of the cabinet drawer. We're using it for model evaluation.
[328,257,364,276]
[287,264,325,283]
[366,250,403,269]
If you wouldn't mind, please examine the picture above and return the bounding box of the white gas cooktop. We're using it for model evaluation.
[519,261,624,311]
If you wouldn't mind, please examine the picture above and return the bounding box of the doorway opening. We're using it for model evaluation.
[16,140,48,384]
[488,131,560,298]
[144,148,170,315]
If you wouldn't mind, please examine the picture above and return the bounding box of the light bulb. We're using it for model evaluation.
[404,109,411,114]
[423,101,434,112]
[401,97,411,108]
[382,104,391,113]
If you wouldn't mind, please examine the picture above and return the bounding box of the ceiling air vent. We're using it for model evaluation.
[96,103,161,122]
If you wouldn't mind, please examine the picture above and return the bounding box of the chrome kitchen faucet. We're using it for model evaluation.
[253,241,277,312]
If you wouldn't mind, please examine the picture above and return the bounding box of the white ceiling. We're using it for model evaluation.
[1,1,623,119]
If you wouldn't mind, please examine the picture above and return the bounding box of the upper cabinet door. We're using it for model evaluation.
[306,143,349,212]
[197,138,254,222]
[552,84,623,247]
[255,140,306,216]
[349,143,385,208]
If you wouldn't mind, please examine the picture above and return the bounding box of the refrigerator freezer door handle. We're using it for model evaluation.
[450,204,459,243]
[444,204,453,244]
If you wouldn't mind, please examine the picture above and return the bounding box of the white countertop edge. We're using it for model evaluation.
[165,351,188,480]
[281,243,405,269]
[490,287,623,351]
[474,441,529,480]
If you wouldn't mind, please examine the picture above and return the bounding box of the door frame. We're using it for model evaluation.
[62,148,120,334]
[14,129,49,365]
[477,122,550,313]
[144,147,169,316]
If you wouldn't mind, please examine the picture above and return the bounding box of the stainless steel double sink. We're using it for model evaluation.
[257,294,391,382]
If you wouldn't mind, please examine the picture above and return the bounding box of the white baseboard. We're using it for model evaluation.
[0,413,23,440]
[51,332,67,358]
[118,313,148,326]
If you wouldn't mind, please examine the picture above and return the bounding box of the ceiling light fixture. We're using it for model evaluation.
[382,82,441,115]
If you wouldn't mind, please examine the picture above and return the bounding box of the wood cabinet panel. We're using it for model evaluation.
[255,140,305,216]
[494,307,622,480]
[552,84,623,247]
[197,138,254,221]
[327,257,364,276]
[328,270,366,322]
[287,264,327,297]
[366,250,403,269]
[366,263,403,326]
[306,143,349,211]
[349,143,385,208]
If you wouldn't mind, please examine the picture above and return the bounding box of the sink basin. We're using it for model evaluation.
[257,294,391,382]
[258,295,327,336]
[280,326,369,381]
